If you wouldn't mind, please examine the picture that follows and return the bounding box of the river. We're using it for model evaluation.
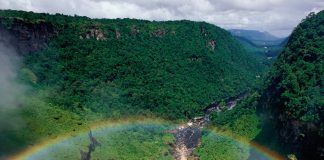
[170,92,249,160]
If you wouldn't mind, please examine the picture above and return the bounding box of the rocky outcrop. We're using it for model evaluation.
[151,28,166,37]
[82,28,106,40]
[167,92,248,160]
[260,88,324,159]
[0,18,57,55]
[200,26,207,37]
[207,40,216,51]
[115,29,121,39]
[172,126,201,160]
[276,116,324,159]
[131,26,140,34]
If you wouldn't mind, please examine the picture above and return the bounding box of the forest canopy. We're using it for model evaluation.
[0,10,266,119]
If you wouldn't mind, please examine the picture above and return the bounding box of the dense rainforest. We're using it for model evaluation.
[1,9,323,160]
[0,10,267,157]
[0,10,265,119]
[259,11,324,159]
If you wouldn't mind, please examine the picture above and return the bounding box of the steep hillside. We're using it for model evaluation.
[259,11,324,159]
[0,10,265,120]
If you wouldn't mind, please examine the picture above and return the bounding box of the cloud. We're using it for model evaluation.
[0,0,323,37]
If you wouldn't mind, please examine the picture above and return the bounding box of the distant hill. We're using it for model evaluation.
[229,29,286,46]
[229,29,288,58]
[230,29,277,40]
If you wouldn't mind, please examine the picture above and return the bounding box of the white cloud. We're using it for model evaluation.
[1,0,323,37]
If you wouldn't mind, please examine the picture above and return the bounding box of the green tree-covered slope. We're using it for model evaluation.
[0,10,265,120]
[259,11,324,159]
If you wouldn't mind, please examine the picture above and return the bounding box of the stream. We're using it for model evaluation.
[169,92,248,160]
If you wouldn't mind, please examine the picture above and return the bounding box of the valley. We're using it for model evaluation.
[0,8,323,160]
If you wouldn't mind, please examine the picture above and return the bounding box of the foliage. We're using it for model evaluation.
[229,29,287,59]
[0,10,266,120]
[0,89,93,157]
[90,125,173,160]
[195,132,250,160]
[196,92,262,160]
[262,11,324,124]
[0,10,273,159]
[0,88,174,159]
[235,36,285,61]
[210,92,261,140]
[19,68,38,84]
[27,124,174,160]
[259,11,324,158]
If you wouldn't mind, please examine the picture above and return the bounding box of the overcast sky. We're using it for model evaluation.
[1,0,324,37]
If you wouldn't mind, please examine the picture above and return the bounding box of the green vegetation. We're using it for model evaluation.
[1,90,175,159]
[0,10,268,158]
[259,11,324,158]
[196,132,250,160]
[0,9,266,120]
[229,29,287,62]
[7,9,323,159]
[27,124,174,160]
[196,11,324,159]
[210,92,261,139]
[235,37,285,59]
[263,11,324,122]
[0,89,93,156]
[229,29,286,46]
[194,92,262,159]
[92,125,173,160]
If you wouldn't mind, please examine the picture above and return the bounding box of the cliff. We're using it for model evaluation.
[0,18,57,55]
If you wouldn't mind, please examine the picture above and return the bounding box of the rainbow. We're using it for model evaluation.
[203,130,285,160]
[8,118,284,160]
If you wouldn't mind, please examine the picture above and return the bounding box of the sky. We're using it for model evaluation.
[1,0,324,37]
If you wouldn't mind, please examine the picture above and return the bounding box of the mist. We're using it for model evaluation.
[0,42,26,131]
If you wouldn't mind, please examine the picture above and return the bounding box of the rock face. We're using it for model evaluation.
[277,117,323,158]
[83,28,106,40]
[130,26,140,34]
[151,28,166,37]
[173,127,201,160]
[0,18,57,55]
[168,92,247,160]
[115,29,121,39]
[207,40,216,51]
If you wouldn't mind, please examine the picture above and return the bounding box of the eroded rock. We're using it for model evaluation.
[0,18,58,55]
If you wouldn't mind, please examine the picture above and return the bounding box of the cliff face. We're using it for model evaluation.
[0,18,57,55]
[276,115,323,158]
